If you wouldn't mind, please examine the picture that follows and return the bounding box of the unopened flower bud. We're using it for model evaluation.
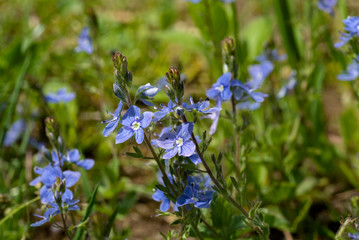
[222,37,235,56]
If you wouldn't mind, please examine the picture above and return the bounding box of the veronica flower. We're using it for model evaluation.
[102,101,123,137]
[205,99,222,135]
[3,119,26,147]
[349,233,359,240]
[236,101,261,111]
[136,83,159,106]
[116,105,153,144]
[231,80,268,103]
[45,88,75,103]
[317,0,337,15]
[337,57,359,81]
[75,27,93,54]
[31,199,80,227]
[183,97,220,115]
[151,126,172,147]
[176,176,214,209]
[38,166,80,204]
[247,61,274,89]
[188,153,201,165]
[186,0,235,3]
[256,49,287,63]
[66,149,94,170]
[206,73,232,102]
[335,16,359,48]
[153,100,175,122]
[156,123,196,159]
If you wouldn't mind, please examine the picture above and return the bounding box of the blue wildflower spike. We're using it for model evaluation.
[75,27,93,54]
[102,101,124,137]
[176,176,214,209]
[335,16,359,48]
[3,119,26,147]
[116,105,153,144]
[206,73,232,102]
[45,88,76,103]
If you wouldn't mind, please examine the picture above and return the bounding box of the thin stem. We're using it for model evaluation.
[181,115,265,238]
[201,218,219,237]
[191,222,204,240]
[60,210,73,240]
[143,134,179,196]
[231,93,241,175]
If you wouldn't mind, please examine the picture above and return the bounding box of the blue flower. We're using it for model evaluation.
[156,123,196,159]
[116,105,153,144]
[137,83,159,106]
[337,57,359,81]
[236,101,261,111]
[38,166,80,204]
[349,233,359,240]
[230,80,268,103]
[3,119,26,147]
[102,101,124,137]
[183,97,220,115]
[203,99,222,135]
[186,0,235,3]
[176,176,214,209]
[335,16,359,48]
[45,88,75,103]
[75,27,93,54]
[188,153,201,165]
[206,73,232,102]
[67,149,94,170]
[31,199,80,227]
[317,0,337,15]
[151,126,172,147]
[246,61,274,90]
[153,100,176,122]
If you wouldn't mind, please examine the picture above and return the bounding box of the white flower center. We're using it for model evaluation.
[175,137,184,147]
[215,85,224,92]
[191,196,199,202]
[132,121,141,130]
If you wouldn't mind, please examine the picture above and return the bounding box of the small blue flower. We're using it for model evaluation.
[151,126,172,147]
[188,153,201,165]
[236,101,261,111]
[137,83,159,106]
[38,166,80,204]
[203,99,222,135]
[317,0,337,15]
[45,88,75,103]
[156,123,196,159]
[335,16,359,48]
[3,119,26,147]
[349,233,359,240]
[256,50,287,63]
[186,0,235,3]
[102,101,124,137]
[247,61,274,90]
[183,97,220,115]
[152,172,178,212]
[31,199,80,227]
[75,27,93,54]
[116,105,153,144]
[153,100,176,122]
[230,80,268,103]
[176,176,214,209]
[337,57,359,81]
[67,149,94,170]
[206,73,232,102]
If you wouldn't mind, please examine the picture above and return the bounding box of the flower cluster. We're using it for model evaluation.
[335,16,359,48]
[30,147,94,227]
[337,56,359,81]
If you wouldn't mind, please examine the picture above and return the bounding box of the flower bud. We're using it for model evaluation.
[222,37,235,56]
[45,117,59,144]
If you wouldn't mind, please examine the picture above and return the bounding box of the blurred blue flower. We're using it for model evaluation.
[277,73,297,99]
[156,123,196,159]
[137,83,159,106]
[335,16,359,48]
[31,199,80,227]
[186,0,235,3]
[256,50,287,63]
[337,57,359,81]
[153,100,175,121]
[183,97,220,115]
[206,73,232,102]
[349,233,359,240]
[176,176,214,209]
[247,61,274,90]
[67,149,94,170]
[116,105,153,144]
[204,99,222,135]
[236,101,261,111]
[45,88,75,103]
[102,101,123,137]
[317,0,337,15]
[3,119,26,147]
[75,27,93,54]
[231,80,268,103]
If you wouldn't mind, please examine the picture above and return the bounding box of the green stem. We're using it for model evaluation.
[191,222,204,240]
[60,209,73,240]
[143,134,179,196]
[201,217,219,237]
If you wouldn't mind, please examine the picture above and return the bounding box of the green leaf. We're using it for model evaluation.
[74,185,99,240]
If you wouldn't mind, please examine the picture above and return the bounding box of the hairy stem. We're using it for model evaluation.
[60,210,72,240]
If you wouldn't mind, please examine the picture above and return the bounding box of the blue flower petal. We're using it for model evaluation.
[63,170,81,187]
[116,127,135,144]
[120,106,141,127]
[163,147,179,159]
[160,198,171,212]
[135,128,144,144]
[179,141,195,157]
[140,112,153,128]
[76,159,95,170]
